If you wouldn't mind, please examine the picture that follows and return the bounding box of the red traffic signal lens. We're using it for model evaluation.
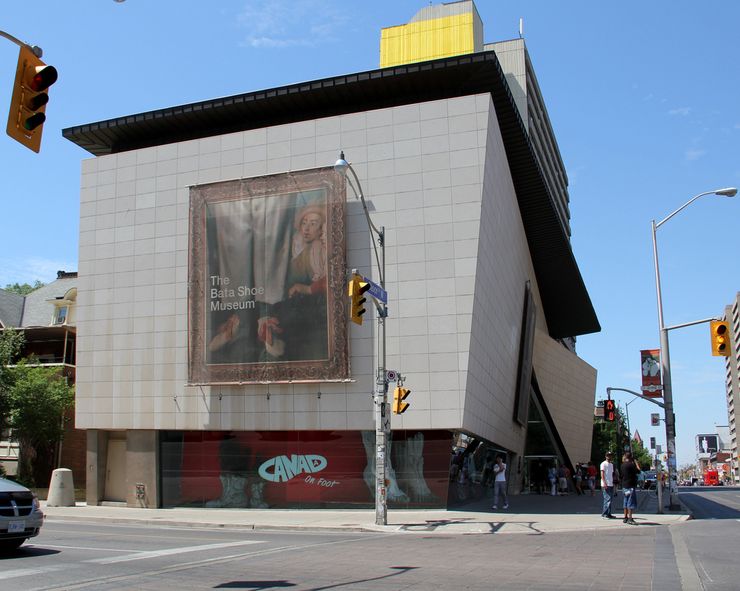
[715,324,727,336]
[29,65,58,92]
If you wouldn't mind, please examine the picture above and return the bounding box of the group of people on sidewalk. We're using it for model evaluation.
[530,460,599,497]
[487,451,642,521]
[600,450,642,524]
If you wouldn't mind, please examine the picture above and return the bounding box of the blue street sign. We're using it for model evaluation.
[363,276,387,304]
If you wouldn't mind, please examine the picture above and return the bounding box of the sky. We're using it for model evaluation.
[1,1,738,468]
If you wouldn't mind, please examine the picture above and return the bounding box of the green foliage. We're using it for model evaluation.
[591,404,654,472]
[591,406,627,462]
[0,329,26,432]
[678,463,697,480]
[2,280,45,295]
[0,328,24,365]
[631,438,653,469]
[5,362,74,487]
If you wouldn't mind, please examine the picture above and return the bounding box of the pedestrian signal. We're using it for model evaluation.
[604,399,616,422]
[710,320,731,357]
[348,273,370,325]
[393,386,410,415]
[650,413,660,426]
[6,46,57,152]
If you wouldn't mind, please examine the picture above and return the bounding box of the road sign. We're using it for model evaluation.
[363,276,387,304]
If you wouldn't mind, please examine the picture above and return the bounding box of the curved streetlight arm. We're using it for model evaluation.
[606,387,665,409]
[655,187,737,229]
[0,30,42,56]
[336,153,385,286]
[344,164,382,237]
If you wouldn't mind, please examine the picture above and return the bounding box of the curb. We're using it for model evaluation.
[43,511,691,536]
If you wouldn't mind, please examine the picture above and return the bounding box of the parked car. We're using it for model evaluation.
[642,470,657,489]
[0,477,44,551]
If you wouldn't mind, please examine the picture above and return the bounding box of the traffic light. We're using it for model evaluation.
[7,45,58,153]
[710,320,731,357]
[393,386,410,415]
[604,399,615,422]
[348,273,370,325]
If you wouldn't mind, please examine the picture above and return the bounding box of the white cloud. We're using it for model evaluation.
[668,107,691,117]
[237,1,349,49]
[684,148,706,161]
[0,256,76,288]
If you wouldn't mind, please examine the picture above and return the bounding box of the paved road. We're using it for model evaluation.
[5,488,736,590]
[669,486,740,591]
[0,515,706,590]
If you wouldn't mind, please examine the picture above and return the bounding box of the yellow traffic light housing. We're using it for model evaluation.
[7,45,58,153]
[393,386,410,415]
[710,320,731,357]
[348,273,370,325]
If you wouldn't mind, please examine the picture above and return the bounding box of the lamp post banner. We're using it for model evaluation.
[640,349,663,397]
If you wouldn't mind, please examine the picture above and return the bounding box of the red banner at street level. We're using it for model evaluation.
[640,349,663,397]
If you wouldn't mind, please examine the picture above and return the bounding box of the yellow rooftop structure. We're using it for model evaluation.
[380,0,484,68]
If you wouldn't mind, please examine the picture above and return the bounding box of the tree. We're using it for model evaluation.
[5,362,74,487]
[678,463,697,482]
[591,405,628,463]
[631,438,652,470]
[2,280,45,295]
[0,328,25,433]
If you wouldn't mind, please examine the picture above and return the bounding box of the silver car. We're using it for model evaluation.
[0,477,44,551]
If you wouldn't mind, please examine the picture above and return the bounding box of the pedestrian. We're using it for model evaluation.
[548,465,558,496]
[573,463,583,495]
[491,455,509,510]
[600,451,617,519]
[620,451,641,525]
[586,461,597,496]
[557,465,568,495]
[481,455,494,487]
[533,460,547,494]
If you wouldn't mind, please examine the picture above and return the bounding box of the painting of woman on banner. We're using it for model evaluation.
[188,168,348,383]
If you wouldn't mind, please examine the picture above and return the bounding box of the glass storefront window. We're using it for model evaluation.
[160,429,453,510]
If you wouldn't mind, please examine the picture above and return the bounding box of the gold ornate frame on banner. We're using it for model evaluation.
[188,167,348,384]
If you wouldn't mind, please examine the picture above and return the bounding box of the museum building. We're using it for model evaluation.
[63,2,600,509]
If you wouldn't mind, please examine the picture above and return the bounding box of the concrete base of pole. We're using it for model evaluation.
[47,468,75,507]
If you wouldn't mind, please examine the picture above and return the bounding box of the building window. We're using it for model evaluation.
[54,305,68,325]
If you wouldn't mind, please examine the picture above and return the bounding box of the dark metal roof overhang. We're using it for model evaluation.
[63,51,600,338]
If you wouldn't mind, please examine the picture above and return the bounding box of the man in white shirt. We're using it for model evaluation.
[491,455,509,510]
[600,451,616,519]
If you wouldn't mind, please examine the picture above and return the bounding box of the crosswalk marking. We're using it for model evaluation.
[86,539,263,565]
[2,565,68,581]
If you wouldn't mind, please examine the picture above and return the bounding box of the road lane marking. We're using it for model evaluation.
[2,565,68,580]
[669,526,704,590]
[31,543,133,552]
[86,539,263,564]
[37,536,371,590]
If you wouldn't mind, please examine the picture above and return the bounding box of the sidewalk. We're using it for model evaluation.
[42,488,690,535]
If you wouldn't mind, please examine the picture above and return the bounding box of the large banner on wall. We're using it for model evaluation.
[188,168,348,383]
[160,430,452,509]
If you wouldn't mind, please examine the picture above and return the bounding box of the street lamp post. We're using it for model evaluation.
[334,152,389,526]
[623,398,637,454]
[651,186,737,510]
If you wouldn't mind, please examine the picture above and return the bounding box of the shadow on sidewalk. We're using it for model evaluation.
[449,488,608,515]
